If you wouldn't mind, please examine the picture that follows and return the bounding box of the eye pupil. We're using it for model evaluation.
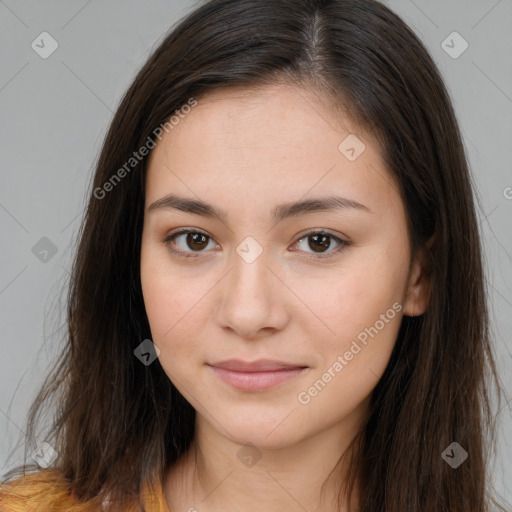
[187,232,208,250]
[309,234,330,253]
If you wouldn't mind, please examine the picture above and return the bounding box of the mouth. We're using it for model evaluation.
[206,359,309,392]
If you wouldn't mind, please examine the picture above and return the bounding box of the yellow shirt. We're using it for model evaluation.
[0,468,169,512]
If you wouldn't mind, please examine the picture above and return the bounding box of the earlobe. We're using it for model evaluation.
[403,236,434,317]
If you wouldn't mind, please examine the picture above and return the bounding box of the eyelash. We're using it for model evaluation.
[162,228,350,261]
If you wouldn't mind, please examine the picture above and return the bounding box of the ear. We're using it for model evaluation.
[403,235,434,317]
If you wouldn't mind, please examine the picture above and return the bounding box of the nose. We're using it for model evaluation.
[216,245,289,340]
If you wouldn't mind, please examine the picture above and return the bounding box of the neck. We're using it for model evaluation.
[164,405,366,512]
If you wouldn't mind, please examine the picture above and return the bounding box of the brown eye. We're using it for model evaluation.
[163,228,349,261]
[292,230,350,259]
[307,233,332,253]
[163,230,218,258]
[185,232,209,250]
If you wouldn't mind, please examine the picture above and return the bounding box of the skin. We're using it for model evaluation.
[140,82,430,512]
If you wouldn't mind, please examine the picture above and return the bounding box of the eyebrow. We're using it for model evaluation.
[148,193,371,223]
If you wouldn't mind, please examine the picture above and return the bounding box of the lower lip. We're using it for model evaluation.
[209,366,307,392]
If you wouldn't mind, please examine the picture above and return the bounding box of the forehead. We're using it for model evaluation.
[160,83,362,155]
[144,83,401,220]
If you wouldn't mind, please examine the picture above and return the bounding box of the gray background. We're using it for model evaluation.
[1,0,511,503]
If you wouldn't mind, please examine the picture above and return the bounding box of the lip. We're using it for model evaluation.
[209,358,307,372]
[207,359,309,392]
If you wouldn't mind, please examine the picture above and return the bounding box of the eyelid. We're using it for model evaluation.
[295,227,349,244]
[163,227,219,259]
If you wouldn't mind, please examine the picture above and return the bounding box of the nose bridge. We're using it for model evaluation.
[228,237,273,307]
[217,235,286,336]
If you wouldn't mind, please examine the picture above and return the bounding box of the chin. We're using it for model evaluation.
[216,410,306,450]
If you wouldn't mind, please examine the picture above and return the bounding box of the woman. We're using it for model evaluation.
[0,0,508,510]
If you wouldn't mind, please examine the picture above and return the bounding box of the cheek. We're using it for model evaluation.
[141,236,201,335]
[140,245,205,377]
[304,246,407,377]
[295,266,404,423]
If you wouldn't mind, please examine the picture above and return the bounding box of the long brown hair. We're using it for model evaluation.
[1,0,508,510]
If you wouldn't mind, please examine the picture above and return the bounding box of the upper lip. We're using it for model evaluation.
[207,359,308,372]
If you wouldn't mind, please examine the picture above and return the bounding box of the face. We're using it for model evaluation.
[140,83,429,449]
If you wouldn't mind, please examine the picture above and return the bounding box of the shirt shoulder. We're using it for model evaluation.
[0,470,168,512]
[0,469,100,511]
